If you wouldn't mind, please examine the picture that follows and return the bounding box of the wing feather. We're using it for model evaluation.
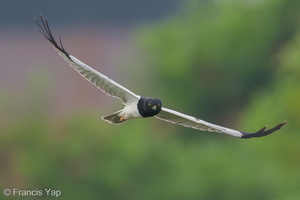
[155,107,286,138]
[35,14,140,104]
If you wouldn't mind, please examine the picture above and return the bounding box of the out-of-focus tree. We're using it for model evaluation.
[240,31,300,131]
[138,0,300,124]
[238,31,300,200]
[1,0,300,200]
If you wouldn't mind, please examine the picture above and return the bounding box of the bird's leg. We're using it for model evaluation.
[119,116,125,122]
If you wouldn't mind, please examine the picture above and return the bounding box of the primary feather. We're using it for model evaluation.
[34,14,140,105]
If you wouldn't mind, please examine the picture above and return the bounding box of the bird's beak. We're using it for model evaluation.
[152,105,157,110]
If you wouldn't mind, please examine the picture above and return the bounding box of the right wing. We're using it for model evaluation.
[155,107,286,138]
[34,14,140,105]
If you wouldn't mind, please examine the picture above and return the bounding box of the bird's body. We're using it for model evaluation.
[120,101,143,120]
[102,103,141,124]
[102,97,162,123]
[34,15,286,139]
[103,101,145,124]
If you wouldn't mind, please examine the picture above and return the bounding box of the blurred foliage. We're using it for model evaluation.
[1,0,300,199]
[238,30,300,200]
[2,101,299,200]
[138,0,300,123]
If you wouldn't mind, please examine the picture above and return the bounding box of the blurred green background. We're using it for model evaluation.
[1,0,300,199]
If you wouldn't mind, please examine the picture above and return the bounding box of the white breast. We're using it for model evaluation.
[122,102,142,120]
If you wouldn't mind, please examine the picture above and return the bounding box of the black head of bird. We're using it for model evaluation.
[138,97,162,117]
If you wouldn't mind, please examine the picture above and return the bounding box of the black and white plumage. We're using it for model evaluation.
[34,15,286,139]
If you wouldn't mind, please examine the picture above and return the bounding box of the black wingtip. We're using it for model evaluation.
[240,121,287,139]
[34,14,70,59]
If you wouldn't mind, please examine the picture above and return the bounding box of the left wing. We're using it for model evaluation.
[34,14,140,105]
[155,107,286,138]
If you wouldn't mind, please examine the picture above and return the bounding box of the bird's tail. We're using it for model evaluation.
[102,109,126,124]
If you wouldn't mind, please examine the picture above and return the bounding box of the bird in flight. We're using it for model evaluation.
[34,14,286,139]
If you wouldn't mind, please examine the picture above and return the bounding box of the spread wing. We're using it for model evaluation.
[155,107,286,138]
[34,14,140,105]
